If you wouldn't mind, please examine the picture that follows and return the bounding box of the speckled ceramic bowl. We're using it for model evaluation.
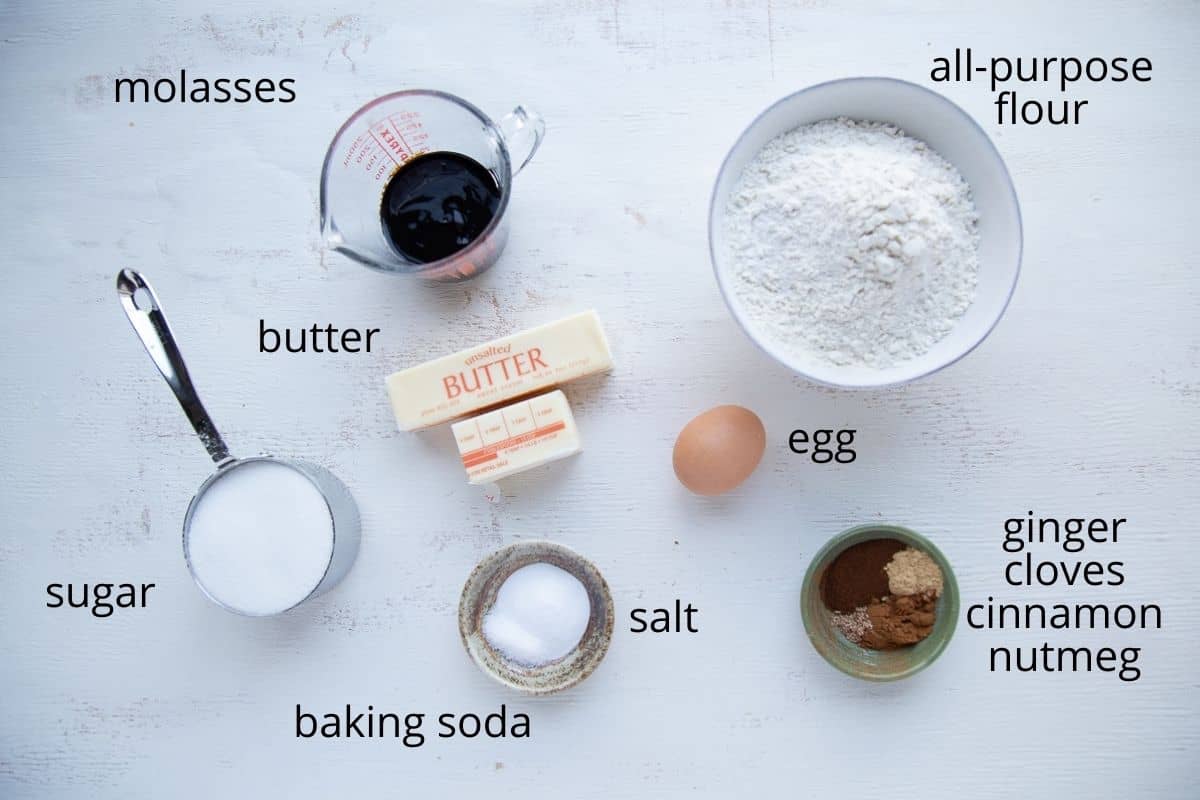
[801,524,959,681]
[459,540,614,694]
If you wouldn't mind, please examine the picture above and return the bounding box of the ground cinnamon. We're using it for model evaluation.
[860,591,938,650]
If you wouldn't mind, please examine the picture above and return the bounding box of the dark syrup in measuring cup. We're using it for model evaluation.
[380,151,502,264]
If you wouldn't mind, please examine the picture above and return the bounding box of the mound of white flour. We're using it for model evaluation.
[725,118,979,369]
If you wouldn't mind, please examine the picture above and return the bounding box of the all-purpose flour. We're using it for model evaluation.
[725,118,980,369]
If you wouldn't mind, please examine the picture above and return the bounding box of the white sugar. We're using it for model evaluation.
[187,460,333,616]
[482,562,590,667]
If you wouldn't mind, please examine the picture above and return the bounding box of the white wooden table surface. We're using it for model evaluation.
[2,1,1198,797]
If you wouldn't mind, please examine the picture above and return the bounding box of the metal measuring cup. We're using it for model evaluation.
[117,269,360,616]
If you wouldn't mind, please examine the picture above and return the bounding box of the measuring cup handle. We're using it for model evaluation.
[499,106,545,175]
[117,269,233,466]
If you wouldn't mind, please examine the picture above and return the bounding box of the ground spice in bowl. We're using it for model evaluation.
[820,539,944,650]
[820,538,904,612]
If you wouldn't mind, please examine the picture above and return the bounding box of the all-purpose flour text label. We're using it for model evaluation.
[931,48,1153,126]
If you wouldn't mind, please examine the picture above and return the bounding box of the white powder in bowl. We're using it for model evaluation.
[186,460,333,615]
[483,562,591,667]
[724,117,980,369]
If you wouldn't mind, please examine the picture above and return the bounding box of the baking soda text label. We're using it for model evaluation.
[295,704,530,748]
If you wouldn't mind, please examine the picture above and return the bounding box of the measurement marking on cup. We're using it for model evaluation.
[369,125,408,167]
[342,135,364,168]
[366,131,400,168]
[385,114,416,155]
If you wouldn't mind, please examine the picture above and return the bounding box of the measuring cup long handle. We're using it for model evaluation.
[499,106,545,175]
[117,269,233,466]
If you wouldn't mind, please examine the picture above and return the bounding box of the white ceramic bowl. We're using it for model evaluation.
[708,77,1022,388]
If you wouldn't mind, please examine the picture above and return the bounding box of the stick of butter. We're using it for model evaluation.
[385,310,612,431]
[451,390,581,484]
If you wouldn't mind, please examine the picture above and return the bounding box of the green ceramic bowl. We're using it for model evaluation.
[801,524,959,681]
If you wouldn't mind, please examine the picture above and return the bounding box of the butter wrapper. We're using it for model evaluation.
[385,310,612,431]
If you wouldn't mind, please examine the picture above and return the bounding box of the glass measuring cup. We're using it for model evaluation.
[117,270,361,616]
[319,90,545,282]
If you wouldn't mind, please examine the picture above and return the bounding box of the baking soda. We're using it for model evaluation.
[482,563,591,667]
[186,460,333,615]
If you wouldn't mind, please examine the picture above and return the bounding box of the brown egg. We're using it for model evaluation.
[672,405,766,496]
